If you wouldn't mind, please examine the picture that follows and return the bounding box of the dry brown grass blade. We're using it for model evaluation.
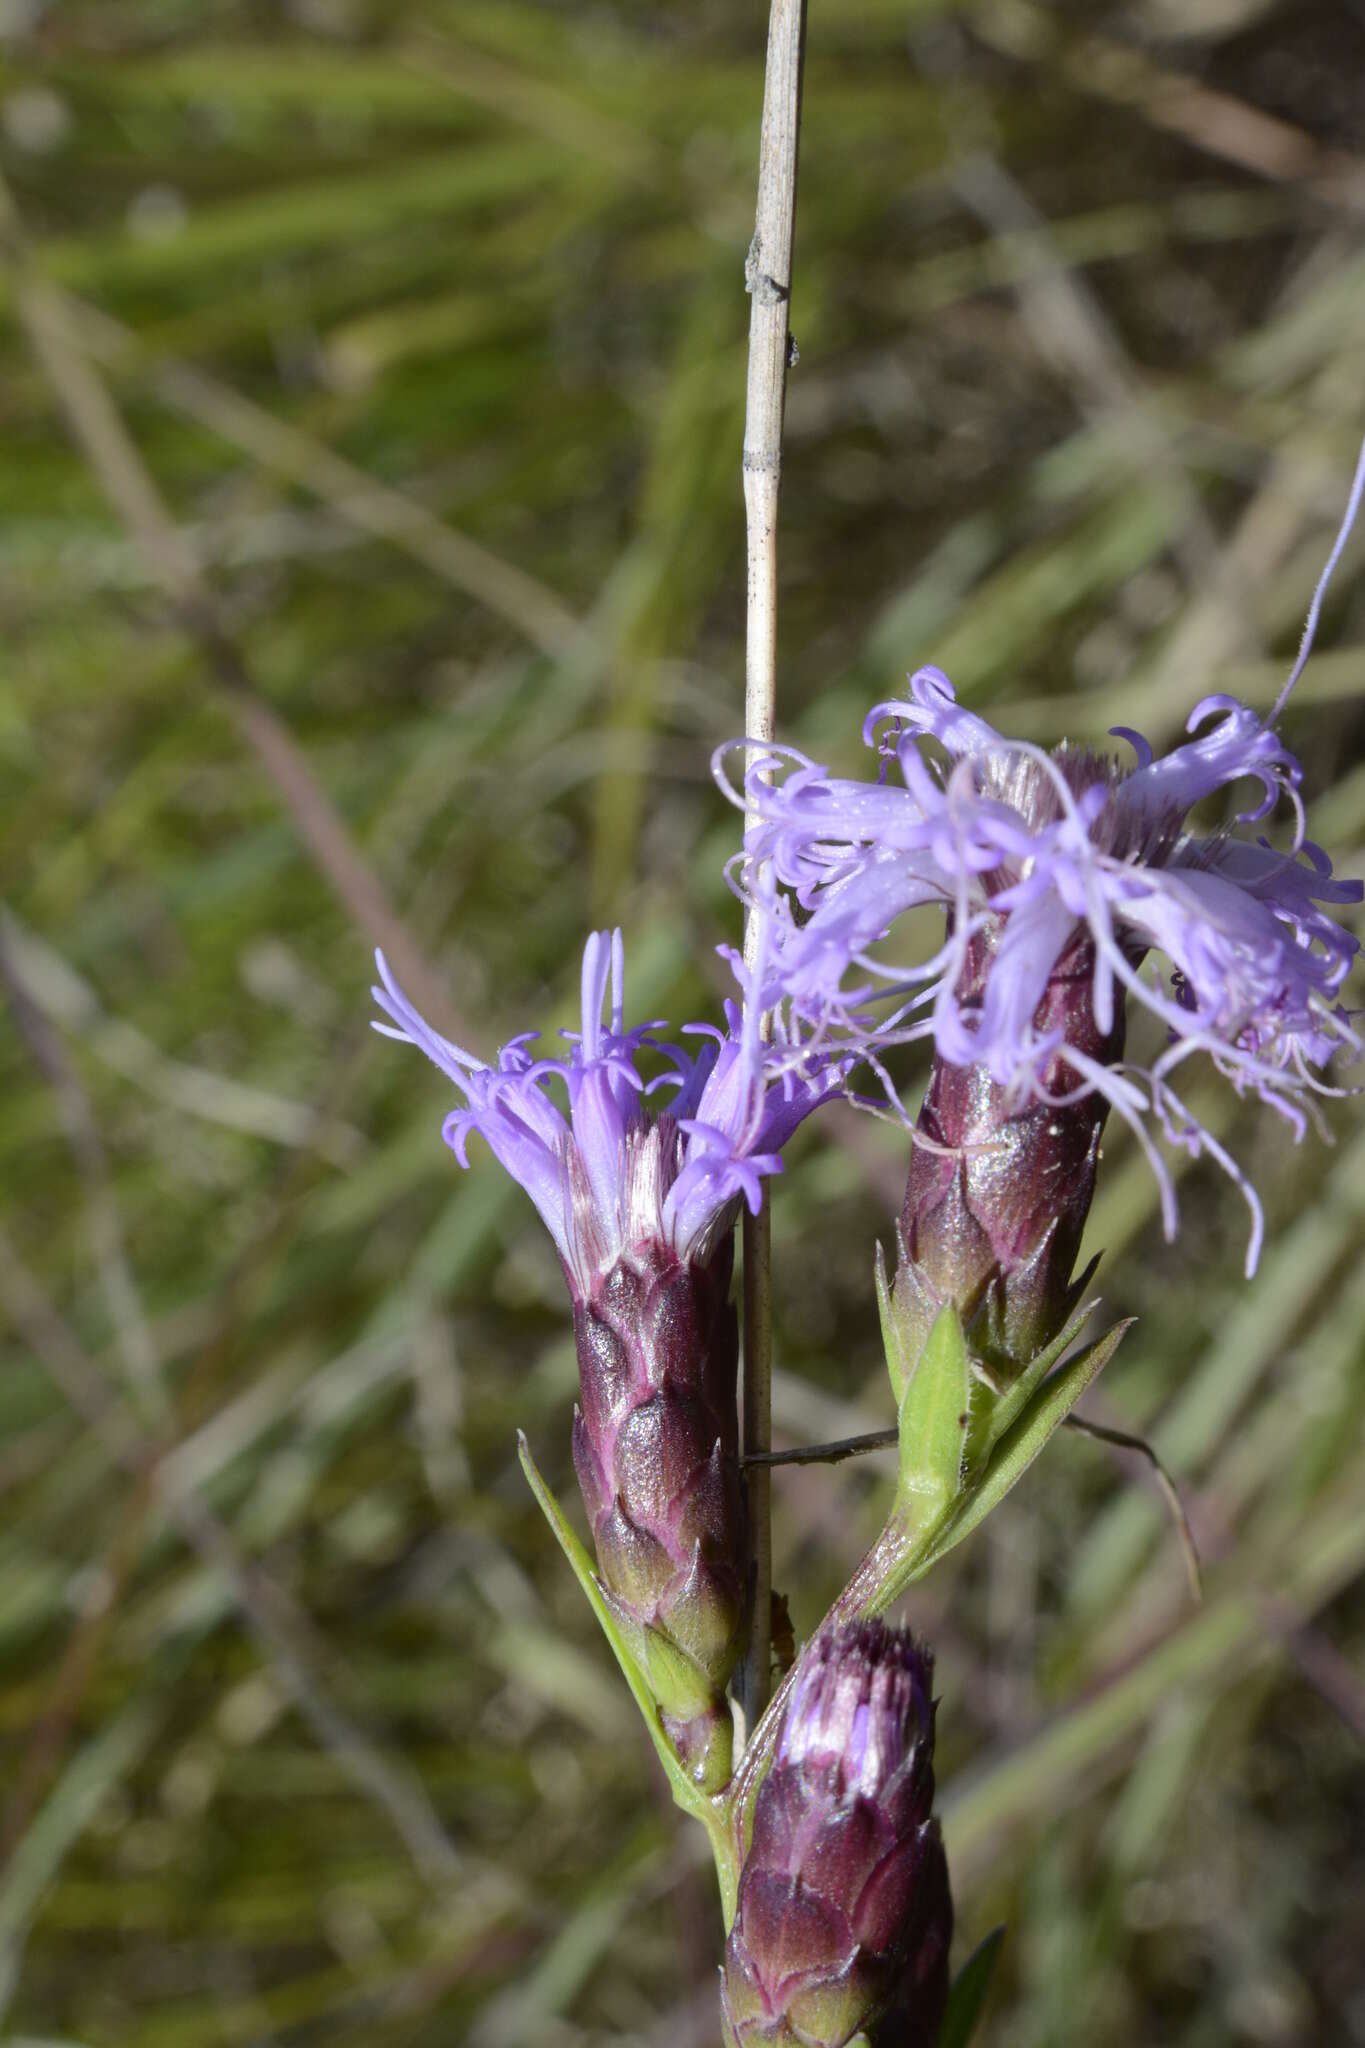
[0,175,464,1041]
[0,1230,464,1894]
[31,280,585,660]
[145,350,585,662]
[400,28,665,186]
[0,892,467,1888]
[1064,1413,1204,1608]
[980,1,1365,210]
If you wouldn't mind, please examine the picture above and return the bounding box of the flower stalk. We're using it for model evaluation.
[740,0,809,1739]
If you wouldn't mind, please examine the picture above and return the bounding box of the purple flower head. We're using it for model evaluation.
[723,1621,951,2046]
[718,451,1365,1275]
[375,932,844,1790]
[372,928,841,1301]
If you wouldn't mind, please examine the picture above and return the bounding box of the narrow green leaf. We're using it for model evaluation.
[895,1303,971,1533]
[936,1925,1006,2048]
[978,1297,1099,1459]
[874,1239,907,1401]
[0,1703,159,2022]
[516,1432,735,1891]
[517,1434,691,1786]
[914,1320,1135,1575]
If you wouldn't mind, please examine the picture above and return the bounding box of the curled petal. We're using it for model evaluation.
[373,931,847,1296]
[716,639,1362,1274]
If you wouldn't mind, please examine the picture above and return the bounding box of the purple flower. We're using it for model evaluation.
[373,930,845,1790]
[371,928,839,1301]
[720,662,1361,1277]
[718,449,1365,1279]
[722,1620,951,2046]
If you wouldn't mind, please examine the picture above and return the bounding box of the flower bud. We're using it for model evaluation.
[897,918,1120,1380]
[572,1218,746,1792]
[722,1621,951,2046]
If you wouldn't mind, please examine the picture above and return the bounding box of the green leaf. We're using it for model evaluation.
[936,1925,1006,2048]
[980,1297,1100,1454]
[914,1319,1135,1574]
[516,1431,735,1895]
[874,1240,905,1399]
[895,1303,971,1535]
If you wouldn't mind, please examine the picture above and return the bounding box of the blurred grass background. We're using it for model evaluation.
[0,1,1363,2043]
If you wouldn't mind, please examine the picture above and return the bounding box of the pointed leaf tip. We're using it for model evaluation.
[915,1318,1135,1575]
[874,1239,904,1398]
[936,1926,1005,2048]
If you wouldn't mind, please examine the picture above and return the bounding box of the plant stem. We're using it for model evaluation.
[743,1428,899,1469]
[739,0,807,1742]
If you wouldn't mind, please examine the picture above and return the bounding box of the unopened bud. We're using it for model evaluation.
[722,1620,951,2046]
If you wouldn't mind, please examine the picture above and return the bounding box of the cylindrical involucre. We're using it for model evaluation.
[572,1232,745,1791]
[897,917,1122,1380]
[723,1620,951,2046]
